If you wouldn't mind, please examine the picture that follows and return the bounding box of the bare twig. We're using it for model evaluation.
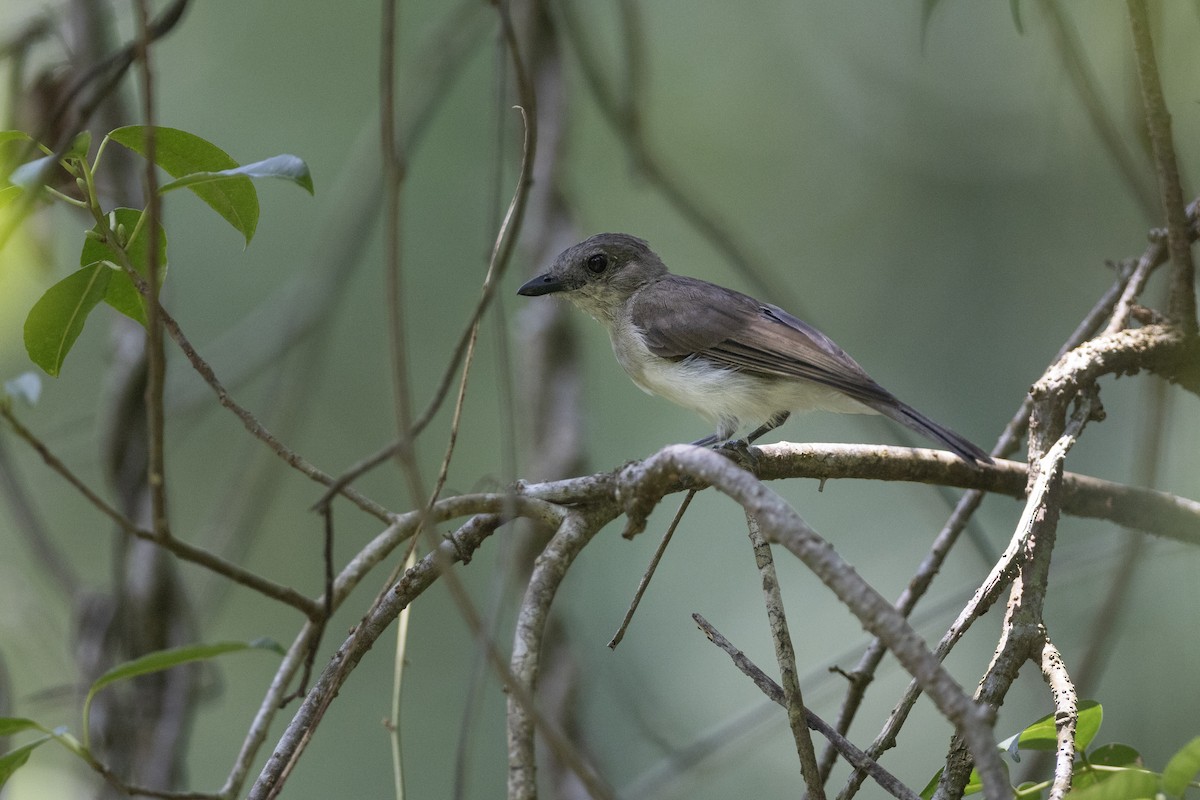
[154,301,392,522]
[693,614,920,800]
[379,0,425,509]
[1039,636,1078,800]
[608,489,695,648]
[745,511,825,799]
[1125,0,1197,332]
[820,258,1137,781]
[1036,0,1158,217]
[132,0,169,543]
[507,509,619,800]
[0,404,321,617]
[933,393,1097,800]
[514,442,1200,546]
[1106,197,1200,334]
[552,0,800,313]
[0,431,79,596]
[247,512,515,800]
[618,445,1007,797]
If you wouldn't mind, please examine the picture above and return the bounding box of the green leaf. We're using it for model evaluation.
[160,154,314,195]
[1008,700,1103,757]
[0,185,22,206]
[23,263,113,376]
[1065,768,1158,799]
[1162,735,1200,796]
[0,718,47,737]
[1075,702,1104,751]
[83,639,282,738]
[0,736,52,789]
[80,208,168,327]
[0,130,34,145]
[107,125,259,244]
[7,132,88,189]
[1089,743,1142,768]
[919,766,986,799]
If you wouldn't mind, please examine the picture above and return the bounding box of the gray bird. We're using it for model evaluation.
[517,233,991,464]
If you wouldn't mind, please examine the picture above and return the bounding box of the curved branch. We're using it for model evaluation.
[508,509,617,800]
[246,513,508,800]
[618,445,1007,797]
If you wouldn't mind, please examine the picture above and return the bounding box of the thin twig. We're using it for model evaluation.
[552,0,800,313]
[745,511,826,799]
[1125,0,1197,332]
[936,348,1102,799]
[132,0,169,543]
[0,432,79,596]
[619,445,1007,796]
[820,259,1137,781]
[0,405,321,617]
[1107,197,1200,335]
[608,489,695,648]
[507,510,620,800]
[154,301,392,522]
[693,614,919,800]
[1036,0,1158,217]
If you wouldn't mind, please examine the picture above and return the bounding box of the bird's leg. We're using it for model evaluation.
[745,411,790,445]
[691,416,740,449]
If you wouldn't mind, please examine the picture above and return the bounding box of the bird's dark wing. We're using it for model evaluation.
[631,275,758,357]
[631,275,895,407]
[631,275,992,463]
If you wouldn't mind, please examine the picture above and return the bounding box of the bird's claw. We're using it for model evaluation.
[716,438,760,468]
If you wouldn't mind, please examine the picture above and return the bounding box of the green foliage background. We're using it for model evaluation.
[1,1,1198,798]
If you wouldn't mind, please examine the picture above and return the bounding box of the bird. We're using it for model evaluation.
[517,233,991,464]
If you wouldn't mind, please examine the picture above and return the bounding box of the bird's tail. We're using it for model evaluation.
[865,397,993,464]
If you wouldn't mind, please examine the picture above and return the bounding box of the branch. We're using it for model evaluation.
[934,393,1098,800]
[552,0,801,313]
[693,613,919,800]
[1040,636,1078,800]
[618,445,1007,797]
[556,443,1200,547]
[1036,0,1158,217]
[246,511,512,800]
[508,509,619,800]
[744,511,825,799]
[1125,0,1197,332]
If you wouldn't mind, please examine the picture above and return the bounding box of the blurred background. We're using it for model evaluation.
[1,1,1198,798]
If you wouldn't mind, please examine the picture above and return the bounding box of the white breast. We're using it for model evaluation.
[607,315,874,439]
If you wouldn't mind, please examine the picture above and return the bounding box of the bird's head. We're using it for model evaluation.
[517,233,668,323]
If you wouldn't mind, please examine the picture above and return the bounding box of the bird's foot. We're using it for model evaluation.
[716,438,760,469]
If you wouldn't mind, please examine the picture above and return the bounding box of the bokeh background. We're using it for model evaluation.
[1,1,1198,798]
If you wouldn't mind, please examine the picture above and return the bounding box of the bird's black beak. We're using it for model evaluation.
[517,272,567,297]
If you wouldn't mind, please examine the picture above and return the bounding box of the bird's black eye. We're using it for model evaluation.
[586,253,608,274]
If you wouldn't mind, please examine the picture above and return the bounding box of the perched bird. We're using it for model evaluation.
[517,233,991,464]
